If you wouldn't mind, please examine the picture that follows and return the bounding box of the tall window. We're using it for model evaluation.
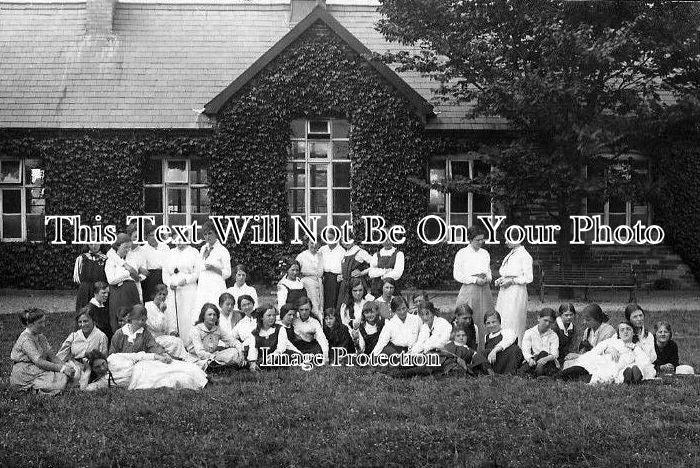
[0,158,44,241]
[144,158,209,227]
[287,119,351,229]
[585,157,650,228]
[428,156,493,229]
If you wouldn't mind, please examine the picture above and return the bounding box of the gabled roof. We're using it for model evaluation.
[204,5,434,121]
[0,1,508,130]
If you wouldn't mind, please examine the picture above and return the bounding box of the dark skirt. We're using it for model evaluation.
[485,342,523,375]
[141,269,163,303]
[109,281,141,332]
[75,282,95,313]
[322,272,340,311]
[295,339,323,356]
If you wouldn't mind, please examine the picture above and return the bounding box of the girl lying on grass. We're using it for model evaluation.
[559,321,656,385]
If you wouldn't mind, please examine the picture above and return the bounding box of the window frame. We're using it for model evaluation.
[287,118,351,228]
[0,158,45,242]
[143,157,210,227]
[428,154,495,228]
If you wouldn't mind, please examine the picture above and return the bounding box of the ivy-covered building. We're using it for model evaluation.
[0,0,697,289]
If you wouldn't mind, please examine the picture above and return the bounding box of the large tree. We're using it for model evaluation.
[377,0,700,261]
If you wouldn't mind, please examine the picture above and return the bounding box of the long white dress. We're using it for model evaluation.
[495,246,533,345]
[106,352,208,390]
[296,249,324,320]
[574,337,656,385]
[195,241,231,314]
[162,245,200,346]
[144,301,192,361]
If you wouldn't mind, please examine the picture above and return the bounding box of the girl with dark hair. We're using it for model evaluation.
[105,233,140,335]
[339,278,367,329]
[10,308,75,395]
[375,277,397,321]
[85,281,111,340]
[225,264,259,309]
[73,243,107,313]
[452,304,478,350]
[654,321,679,374]
[110,304,168,356]
[437,325,492,378]
[246,305,292,370]
[336,237,371,309]
[350,302,384,354]
[189,303,244,369]
[576,304,616,353]
[231,294,257,345]
[624,304,656,363]
[217,292,241,340]
[277,257,308,310]
[78,350,115,391]
[552,303,577,365]
[482,311,523,375]
[323,308,355,356]
[57,306,108,368]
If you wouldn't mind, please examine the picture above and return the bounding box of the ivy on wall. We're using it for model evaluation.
[211,23,441,285]
[0,133,213,289]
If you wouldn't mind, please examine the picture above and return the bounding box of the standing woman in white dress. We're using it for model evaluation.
[495,241,533,344]
[162,239,200,345]
[195,220,232,318]
[453,226,494,349]
[296,238,324,321]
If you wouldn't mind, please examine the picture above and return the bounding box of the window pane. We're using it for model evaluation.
[191,188,210,214]
[451,214,469,228]
[452,193,468,213]
[310,215,328,232]
[310,189,327,213]
[144,159,163,184]
[169,214,187,228]
[24,159,43,186]
[1,161,21,183]
[309,164,327,188]
[333,189,350,213]
[286,162,305,188]
[333,162,350,188]
[291,120,306,138]
[609,197,626,213]
[26,215,44,241]
[2,189,21,213]
[2,215,21,238]
[587,198,604,214]
[309,120,330,134]
[473,194,491,214]
[473,160,491,178]
[145,187,163,213]
[26,188,44,214]
[190,159,208,185]
[429,163,446,214]
[332,120,350,139]
[333,141,349,160]
[288,189,305,214]
[609,213,626,229]
[167,188,186,214]
[452,161,470,179]
[166,161,187,183]
[290,141,306,160]
[333,214,351,227]
[310,142,331,159]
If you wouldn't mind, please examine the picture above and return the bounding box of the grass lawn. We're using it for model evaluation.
[1,309,699,467]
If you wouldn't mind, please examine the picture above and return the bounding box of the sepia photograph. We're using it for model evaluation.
[0,0,699,466]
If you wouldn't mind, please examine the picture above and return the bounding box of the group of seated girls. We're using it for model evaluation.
[9,291,692,395]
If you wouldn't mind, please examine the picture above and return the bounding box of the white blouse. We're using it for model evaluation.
[139,242,170,270]
[521,325,559,361]
[318,244,345,274]
[453,246,492,284]
[225,283,259,309]
[231,315,257,344]
[162,246,200,288]
[411,316,452,354]
[487,328,517,351]
[56,327,108,362]
[105,248,134,286]
[372,313,422,355]
[296,250,324,278]
[498,245,533,285]
[292,316,329,360]
[145,301,172,338]
[198,241,232,280]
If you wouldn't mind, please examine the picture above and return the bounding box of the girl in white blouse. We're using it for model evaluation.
[277,258,307,311]
[296,239,324,320]
[194,221,232,317]
[495,241,533,344]
[162,241,200,346]
[105,233,140,334]
[57,307,108,371]
[624,303,657,363]
[225,264,259,309]
[144,284,192,361]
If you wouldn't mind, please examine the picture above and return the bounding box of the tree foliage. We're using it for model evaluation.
[378,0,700,257]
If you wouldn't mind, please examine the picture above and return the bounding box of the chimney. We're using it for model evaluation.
[289,0,325,26]
[86,0,116,35]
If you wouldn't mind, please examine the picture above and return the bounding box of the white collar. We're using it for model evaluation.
[380,247,396,254]
[89,297,104,308]
[122,324,144,343]
[556,317,573,335]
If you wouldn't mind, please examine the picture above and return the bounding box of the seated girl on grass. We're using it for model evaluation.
[144,284,191,361]
[654,321,679,374]
[189,303,245,371]
[482,311,523,375]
